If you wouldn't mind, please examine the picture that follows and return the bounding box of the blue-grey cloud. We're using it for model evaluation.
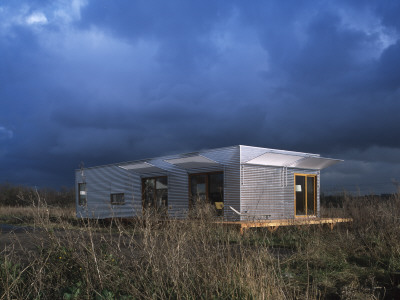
[0,127,13,140]
[0,0,399,193]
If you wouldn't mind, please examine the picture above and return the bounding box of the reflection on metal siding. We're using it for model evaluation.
[76,165,140,219]
[241,164,320,220]
[200,146,241,221]
[240,145,318,163]
[76,145,328,220]
[164,155,220,169]
[241,165,290,221]
[76,145,241,220]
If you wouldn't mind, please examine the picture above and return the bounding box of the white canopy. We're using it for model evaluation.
[118,162,167,174]
[245,152,341,170]
[293,156,341,169]
[164,155,220,169]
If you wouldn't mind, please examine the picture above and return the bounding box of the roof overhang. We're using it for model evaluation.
[244,152,342,170]
[293,156,342,169]
[164,155,220,169]
[118,162,167,174]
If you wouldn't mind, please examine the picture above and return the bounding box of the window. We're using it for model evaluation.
[110,193,125,205]
[189,172,224,215]
[78,183,87,206]
[142,177,168,212]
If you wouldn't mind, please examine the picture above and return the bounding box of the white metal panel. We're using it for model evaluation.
[76,146,241,220]
[240,164,320,220]
[75,165,140,219]
[245,152,303,167]
[118,162,167,174]
[244,152,341,170]
[76,145,334,220]
[164,155,220,169]
[239,145,319,163]
[293,157,342,170]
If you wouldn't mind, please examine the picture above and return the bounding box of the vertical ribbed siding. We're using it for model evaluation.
[199,146,241,221]
[75,165,140,219]
[75,145,322,221]
[147,157,189,219]
[149,146,240,220]
[240,164,320,220]
[76,145,241,220]
[241,165,291,220]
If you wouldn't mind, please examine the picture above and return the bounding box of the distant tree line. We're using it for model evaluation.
[0,183,74,207]
[321,192,395,208]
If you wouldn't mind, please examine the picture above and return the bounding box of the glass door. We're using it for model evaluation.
[142,176,168,214]
[190,174,207,205]
[189,172,224,215]
[295,174,316,217]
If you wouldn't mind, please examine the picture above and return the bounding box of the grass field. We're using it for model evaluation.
[0,193,399,299]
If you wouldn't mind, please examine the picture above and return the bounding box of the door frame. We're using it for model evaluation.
[141,176,168,213]
[294,173,317,218]
[188,171,224,211]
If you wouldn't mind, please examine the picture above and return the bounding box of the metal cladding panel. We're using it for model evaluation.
[119,162,167,174]
[240,145,319,163]
[240,164,320,221]
[246,152,304,167]
[198,146,241,221]
[293,157,342,170]
[162,146,240,220]
[76,145,241,220]
[76,145,330,220]
[76,165,140,219]
[145,157,189,219]
[245,153,341,170]
[164,155,220,169]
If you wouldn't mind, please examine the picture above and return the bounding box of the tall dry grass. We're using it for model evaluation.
[0,193,399,299]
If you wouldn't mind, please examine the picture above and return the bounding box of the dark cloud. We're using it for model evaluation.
[377,40,400,89]
[0,0,400,193]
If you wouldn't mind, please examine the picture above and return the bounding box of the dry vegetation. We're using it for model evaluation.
[0,188,399,299]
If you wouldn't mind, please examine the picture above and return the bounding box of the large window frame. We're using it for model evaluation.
[189,171,224,214]
[294,173,317,217]
[141,176,168,212]
[78,183,87,206]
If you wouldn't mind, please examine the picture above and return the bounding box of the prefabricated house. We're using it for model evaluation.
[75,145,341,221]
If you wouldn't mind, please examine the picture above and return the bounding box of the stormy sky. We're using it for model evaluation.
[1,0,400,194]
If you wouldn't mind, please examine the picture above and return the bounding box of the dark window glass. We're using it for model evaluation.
[143,178,155,208]
[142,177,168,212]
[209,173,224,204]
[295,175,316,216]
[78,183,87,206]
[156,177,168,208]
[190,174,207,206]
[295,176,306,215]
[110,193,125,205]
[307,177,315,215]
[189,172,224,215]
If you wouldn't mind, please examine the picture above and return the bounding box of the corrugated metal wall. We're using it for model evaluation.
[239,145,321,221]
[76,145,323,221]
[76,145,241,220]
[240,165,320,220]
[75,165,140,219]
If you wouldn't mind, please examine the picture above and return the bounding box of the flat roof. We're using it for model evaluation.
[244,152,342,170]
[76,145,339,171]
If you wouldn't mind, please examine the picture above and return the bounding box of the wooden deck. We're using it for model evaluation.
[215,217,352,234]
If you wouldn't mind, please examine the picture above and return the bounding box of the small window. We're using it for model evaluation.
[78,183,87,206]
[110,193,125,205]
